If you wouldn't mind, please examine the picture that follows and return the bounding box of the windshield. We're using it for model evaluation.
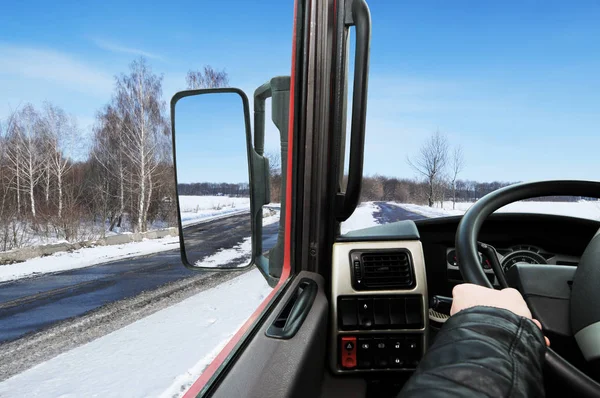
[342,2,600,234]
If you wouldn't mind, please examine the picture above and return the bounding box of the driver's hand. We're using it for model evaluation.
[451,283,550,346]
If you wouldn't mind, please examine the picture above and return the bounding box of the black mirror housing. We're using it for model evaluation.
[170,79,290,286]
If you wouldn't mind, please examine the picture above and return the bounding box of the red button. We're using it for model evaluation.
[341,336,357,369]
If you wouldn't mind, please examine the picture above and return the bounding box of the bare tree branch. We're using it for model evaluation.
[186,66,229,89]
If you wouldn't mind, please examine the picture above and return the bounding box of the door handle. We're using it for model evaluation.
[266,278,318,339]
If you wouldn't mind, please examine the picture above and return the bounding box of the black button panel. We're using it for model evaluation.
[338,295,423,330]
[339,298,358,329]
[373,298,390,326]
[341,334,422,370]
[389,298,406,327]
[405,297,422,327]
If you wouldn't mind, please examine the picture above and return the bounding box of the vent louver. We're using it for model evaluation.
[351,250,415,290]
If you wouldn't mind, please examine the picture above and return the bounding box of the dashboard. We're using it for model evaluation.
[413,213,600,296]
[329,212,600,376]
[446,244,580,273]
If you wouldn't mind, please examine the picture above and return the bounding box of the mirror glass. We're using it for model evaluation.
[174,92,251,268]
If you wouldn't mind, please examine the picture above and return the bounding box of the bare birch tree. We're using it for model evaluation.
[6,105,43,218]
[42,102,81,219]
[4,111,21,217]
[186,66,229,89]
[40,136,52,207]
[114,58,169,232]
[407,130,449,207]
[91,104,128,230]
[0,118,16,249]
[450,145,465,210]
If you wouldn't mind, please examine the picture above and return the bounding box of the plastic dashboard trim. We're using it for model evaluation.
[330,240,429,374]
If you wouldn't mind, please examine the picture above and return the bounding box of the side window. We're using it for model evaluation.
[0,2,294,397]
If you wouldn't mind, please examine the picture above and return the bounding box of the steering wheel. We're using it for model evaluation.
[455,180,600,397]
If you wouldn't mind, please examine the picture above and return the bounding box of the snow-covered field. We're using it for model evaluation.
[0,236,180,283]
[0,196,247,253]
[340,202,380,234]
[179,195,280,227]
[179,195,250,226]
[0,269,273,398]
[394,200,600,221]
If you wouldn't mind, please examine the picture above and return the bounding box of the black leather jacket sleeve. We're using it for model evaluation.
[399,306,547,398]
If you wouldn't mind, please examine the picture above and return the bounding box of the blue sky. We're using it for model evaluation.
[175,93,249,183]
[1,0,600,183]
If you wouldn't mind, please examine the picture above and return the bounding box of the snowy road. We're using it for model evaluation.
[0,214,279,344]
[373,202,427,223]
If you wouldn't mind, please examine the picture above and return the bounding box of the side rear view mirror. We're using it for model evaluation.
[170,81,289,286]
[171,89,256,269]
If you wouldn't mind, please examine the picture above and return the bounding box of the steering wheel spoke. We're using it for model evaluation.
[477,241,508,288]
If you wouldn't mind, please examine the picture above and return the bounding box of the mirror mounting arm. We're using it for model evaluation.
[252,77,291,286]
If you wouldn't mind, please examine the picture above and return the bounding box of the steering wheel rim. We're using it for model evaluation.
[455,179,600,396]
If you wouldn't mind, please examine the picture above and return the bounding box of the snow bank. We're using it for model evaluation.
[261,205,281,226]
[341,202,380,234]
[390,200,600,221]
[262,213,280,226]
[179,195,250,226]
[0,237,179,283]
[391,202,464,218]
[195,237,251,268]
[0,269,273,398]
[0,216,173,253]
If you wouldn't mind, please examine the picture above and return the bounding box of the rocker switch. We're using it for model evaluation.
[358,298,374,329]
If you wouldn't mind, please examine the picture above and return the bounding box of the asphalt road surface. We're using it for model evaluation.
[0,214,279,344]
[373,202,427,223]
[0,203,424,345]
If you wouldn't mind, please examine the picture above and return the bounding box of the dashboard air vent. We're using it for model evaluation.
[350,250,415,290]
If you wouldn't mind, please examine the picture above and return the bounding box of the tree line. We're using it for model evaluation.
[0,58,228,251]
[364,130,585,205]
[360,175,584,205]
[177,182,249,197]
[360,175,507,203]
[178,151,280,202]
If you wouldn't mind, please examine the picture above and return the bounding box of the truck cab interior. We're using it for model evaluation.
[183,202,600,398]
[170,0,600,397]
